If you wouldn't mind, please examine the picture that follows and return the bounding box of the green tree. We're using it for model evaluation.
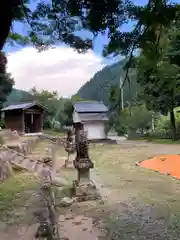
[29,87,58,102]
[71,95,84,102]
[137,24,180,140]
[121,105,152,134]
[63,99,74,126]
[1,1,179,55]
[0,52,14,109]
[28,87,60,128]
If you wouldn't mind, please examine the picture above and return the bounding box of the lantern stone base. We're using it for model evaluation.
[73,180,101,202]
[73,156,100,201]
[64,154,75,169]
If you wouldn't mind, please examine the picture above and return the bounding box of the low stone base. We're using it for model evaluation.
[73,180,101,202]
[64,159,74,168]
[64,154,75,169]
[6,143,21,152]
[5,138,39,155]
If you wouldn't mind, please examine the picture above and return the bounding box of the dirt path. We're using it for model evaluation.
[0,214,105,240]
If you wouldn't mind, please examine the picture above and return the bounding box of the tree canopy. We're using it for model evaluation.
[136,20,180,140]
[0,52,14,108]
[1,0,179,56]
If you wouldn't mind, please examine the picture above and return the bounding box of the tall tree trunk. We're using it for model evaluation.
[170,108,177,141]
[0,1,21,50]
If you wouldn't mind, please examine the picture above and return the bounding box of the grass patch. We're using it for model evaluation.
[131,138,180,144]
[0,173,38,223]
[43,129,65,136]
[89,142,180,239]
[104,207,180,240]
[150,139,180,144]
[90,143,180,212]
[53,185,74,204]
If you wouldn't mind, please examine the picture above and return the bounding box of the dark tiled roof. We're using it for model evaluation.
[1,101,43,111]
[79,113,108,121]
[74,101,108,113]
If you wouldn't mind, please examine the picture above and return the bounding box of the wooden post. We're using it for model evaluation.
[22,110,25,134]
[41,112,44,132]
[51,142,57,174]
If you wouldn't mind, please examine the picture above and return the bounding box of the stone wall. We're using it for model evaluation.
[6,137,41,155]
[38,134,66,145]
[0,147,13,182]
[0,137,41,182]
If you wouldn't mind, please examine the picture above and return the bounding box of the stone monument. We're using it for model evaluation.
[73,129,100,201]
[64,129,75,168]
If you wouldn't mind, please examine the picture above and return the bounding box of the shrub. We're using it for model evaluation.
[0,135,4,145]
[0,119,5,129]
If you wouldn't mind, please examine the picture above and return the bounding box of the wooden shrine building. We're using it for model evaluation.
[73,101,108,140]
[1,101,45,134]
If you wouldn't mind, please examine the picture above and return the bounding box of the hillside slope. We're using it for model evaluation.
[5,89,33,106]
[77,59,139,106]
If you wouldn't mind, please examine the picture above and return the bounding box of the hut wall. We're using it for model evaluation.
[4,109,23,133]
[24,105,44,133]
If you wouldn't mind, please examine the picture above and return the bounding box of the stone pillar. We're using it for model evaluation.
[50,142,56,171]
[64,129,75,168]
[73,130,100,201]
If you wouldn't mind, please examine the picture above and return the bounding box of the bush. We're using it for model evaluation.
[115,123,127,136]
[156,109,180,133]
[0,135,4,145]
[0,119,5,129]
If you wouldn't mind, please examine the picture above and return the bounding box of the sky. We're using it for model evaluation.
[6,0,148,97]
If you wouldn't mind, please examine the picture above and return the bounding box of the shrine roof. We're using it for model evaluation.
[1,101,44,111]
[78,112,108,121]
[74,101,108,113]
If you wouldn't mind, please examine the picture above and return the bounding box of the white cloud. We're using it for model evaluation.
[7,46,105,97]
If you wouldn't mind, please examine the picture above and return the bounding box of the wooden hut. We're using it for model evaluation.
[1,101,45,134]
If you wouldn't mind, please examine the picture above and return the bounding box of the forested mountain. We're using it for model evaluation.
[4,89,33,106]
[77,59,139,106]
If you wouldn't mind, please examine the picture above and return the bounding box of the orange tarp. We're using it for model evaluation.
[139,155,180,179]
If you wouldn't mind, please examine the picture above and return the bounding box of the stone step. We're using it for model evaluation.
[23,159,36,170]
[0,149,12,158]
[0,146,52,176]
[9,152,19,161]
[31,162,38,171]
[12,155,25,165]
[34,162,44,173]
[12,161,28,171]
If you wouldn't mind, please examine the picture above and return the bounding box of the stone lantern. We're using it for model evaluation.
[73,129,100,201]
[64,129,76,168]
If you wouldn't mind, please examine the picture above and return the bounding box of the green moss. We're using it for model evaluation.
[0,173,37,222]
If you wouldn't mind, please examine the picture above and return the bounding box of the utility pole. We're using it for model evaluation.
[120,77,124,110]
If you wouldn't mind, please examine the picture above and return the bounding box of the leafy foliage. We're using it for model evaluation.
[28,87,61,128]
[107,104,152,136]
[4,88,33,106]
[136,21,180,140]
[121,104,152,133]
[1,0,179,57]
[156,108,180,133]
[0,52,14,109]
